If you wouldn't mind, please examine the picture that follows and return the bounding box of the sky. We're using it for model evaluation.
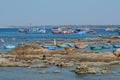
[0,0,120,26]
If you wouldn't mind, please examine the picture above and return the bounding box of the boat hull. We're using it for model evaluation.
[4,45,16,49]
[42,45,56,50]
[102,46,110,49]
[113,45,120,48]
[90,46,102,50]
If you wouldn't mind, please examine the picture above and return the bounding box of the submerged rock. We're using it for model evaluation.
[74,64,102,74]
[39,70,46,74]
[53,70,61,73]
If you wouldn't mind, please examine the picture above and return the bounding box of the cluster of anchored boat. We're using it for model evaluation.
[51,27,97,34]
[18,26,97,34]
[18,26,46,34]
[3,40,120,52]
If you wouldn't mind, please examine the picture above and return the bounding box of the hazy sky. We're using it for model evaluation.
[0,0,120,26]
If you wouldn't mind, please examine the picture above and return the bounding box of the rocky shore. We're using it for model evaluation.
[0,42,120,74]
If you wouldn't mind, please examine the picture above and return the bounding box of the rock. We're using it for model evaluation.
[101,69,110,74]
[114,49,120,57]
[96,52,117,62]
[74,64,102,74]
[64,62,74,67]
[53,70,61,73]
[109,61,120,65]
[75,43,85,49]
[39,70,46,74]
[48,60,56,65]
[75,64,89,74]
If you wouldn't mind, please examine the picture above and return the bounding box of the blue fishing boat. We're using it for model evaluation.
[68,43,76,48]
[77,31,87,35]
[113,44,120,48]
[57,44,69,48]
[42,45,56,50]
[4,45,16,49]
[38,29,46,34]
[102,45,110,49]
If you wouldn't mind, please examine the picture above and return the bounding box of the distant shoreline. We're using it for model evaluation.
[0,25,120,28]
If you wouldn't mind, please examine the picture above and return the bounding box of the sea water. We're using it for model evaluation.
[0,27,120,80]
[0,66,120,80]
[0,27,119,53]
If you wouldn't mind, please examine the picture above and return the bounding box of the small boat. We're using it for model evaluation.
[4,45,16,49]
[90,46,102,50]
[52,27,62,34]
[18,28,27,32]
[77,31,87,35]
[38,29,46,34]
[42,45,56,50]
[104,28,117,31]
[68,43,76,48]
[84,44,89,47]
[27,27,39,32]
[113,44,120,48]
[18,26,47,33]
[87,30,97,34]
[102,45,110,49]
[64,47,74,51]
[57,44,69,48]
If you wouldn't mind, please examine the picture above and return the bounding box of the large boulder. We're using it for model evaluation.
[96,52,117,62]
[114,48,120,57]
[75,43,85,49]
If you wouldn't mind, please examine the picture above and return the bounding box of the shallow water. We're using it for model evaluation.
[0,65,120,80]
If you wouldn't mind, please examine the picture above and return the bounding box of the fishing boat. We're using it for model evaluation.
[42,45,56,50]
[57,44,69,48]
[4,44,16,49]
[19,26,46,34]
[68,43,76,48]
[64,47,74,51]
[104,28,117,31]
[61,27,75,34]
[18,28,27,32]
[113,44,120,48]
[90,46,102,50]
[26,27,39,32]
[52,27,75,34]
[102,45,110,49]
[87,30,97,34]
[38,29,46,34]
[84,44,89,47]
[52,27,62,34]
[77,31,87,35]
